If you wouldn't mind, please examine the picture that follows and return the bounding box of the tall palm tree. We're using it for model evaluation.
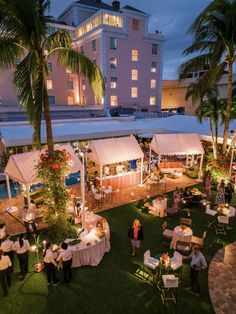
[0,0,106,154]
[179,0,236,153]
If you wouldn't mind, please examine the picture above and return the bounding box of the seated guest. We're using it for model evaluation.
[183,187,193,204]
[20,206,37,238]
[0,234,15,273]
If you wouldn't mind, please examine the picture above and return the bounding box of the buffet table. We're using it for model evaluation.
[96,171,141,189]
[67,213,110,268]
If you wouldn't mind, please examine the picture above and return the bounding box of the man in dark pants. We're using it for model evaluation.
[57,242,73,283]
[1,234,15,273]
[184,245,207,296]
[0,249,12,297]
[20,206,37,238]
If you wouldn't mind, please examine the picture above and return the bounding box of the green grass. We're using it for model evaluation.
[1,185,236,314]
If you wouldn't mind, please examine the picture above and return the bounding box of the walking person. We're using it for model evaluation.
[43,243,59,286]
[184,245,207,297]
[225,182,234,205]
[128,219,143,256]
[15,234,31,279]
[0,234,15,273]
[57,242,73,283]
[0,249,12,297]
[20,205,38,238]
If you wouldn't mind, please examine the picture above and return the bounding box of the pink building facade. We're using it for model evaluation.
[0,0,164,113]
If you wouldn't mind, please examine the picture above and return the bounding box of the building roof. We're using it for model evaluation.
[75,0,118,12]
[87,136,144,165]
[4,144,82,185]
[46,18,68,25]
[150,133,204,156]
[122,5,147,15]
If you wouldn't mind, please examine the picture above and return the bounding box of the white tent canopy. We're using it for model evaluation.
[150,133,204,156]
[4,144,82,185]
[88,136,144,165]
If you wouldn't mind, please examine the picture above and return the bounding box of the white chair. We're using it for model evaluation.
[170,251,182,271]
[143,250,159,270]
[93,193,103,206]
[104,185,113,201]
[160,274,179,304]
[206,204,217,228]
[91,185,97,194]
[229,206,236,217]
[180,217,192,226]
[162,221,173,242]
[216,215,229,236]
[191,231,207,247]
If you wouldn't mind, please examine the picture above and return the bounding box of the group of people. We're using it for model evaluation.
[169,186,193,214]
[128,219,207,296]
[215,178,234,206]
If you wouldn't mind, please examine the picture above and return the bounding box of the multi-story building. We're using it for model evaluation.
[162,73,236,115]
[0,0,164,114]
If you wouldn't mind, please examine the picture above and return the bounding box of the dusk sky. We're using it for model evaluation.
[50,0,211,79]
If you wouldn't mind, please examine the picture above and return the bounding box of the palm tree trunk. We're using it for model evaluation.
[222,61,233,153]
[43,85,54,154]
[210,118,217,159]
[215,121,218,159]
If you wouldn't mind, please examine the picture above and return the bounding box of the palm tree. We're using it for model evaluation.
[0,0,106,154]
[179,0,236,153]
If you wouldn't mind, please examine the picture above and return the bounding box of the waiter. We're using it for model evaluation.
[0,249,12,297]
[116,162,124,174]
[0,234,15,273]
[20,206,37,237]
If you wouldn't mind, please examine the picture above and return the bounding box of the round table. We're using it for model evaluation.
[170,225,193,250]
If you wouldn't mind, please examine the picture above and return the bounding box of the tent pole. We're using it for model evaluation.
[26,185,31,208]
[198,154,204,179]
[140,157,144,186]
[149,145,151,175]
[158,155,161,169]
[6,174,12,209]
[186,154,188,166]
[100,164,103,186]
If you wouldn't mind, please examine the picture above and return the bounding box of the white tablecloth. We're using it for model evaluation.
[170,226,193,250]
[149,198,167,217]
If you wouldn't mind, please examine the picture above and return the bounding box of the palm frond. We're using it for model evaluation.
[0,38,23,69]
[44,29,71,52]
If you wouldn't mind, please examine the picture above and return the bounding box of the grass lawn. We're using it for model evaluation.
[1,184,235,314]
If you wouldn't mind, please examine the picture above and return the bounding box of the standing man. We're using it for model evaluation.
[20,205,37,238]
[184,245,207,296]
[0,234,15,273]
[57,242,73,283]
[0,249,12,297]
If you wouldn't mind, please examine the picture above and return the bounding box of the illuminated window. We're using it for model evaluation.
[66,68,72,74]
[132,49,139,61]
[67,96,74,105]
[152,44,158,55]
[131,87,138,98]
[110,37,117,49]
[67,80,74,90]
[110,77,117,88]
[150,96,156,106]
[151,61,157,73]
[132,19,139,31]
[150,79,156,89]
[102,14,122,27]
[110,95,118,107]
[47,80,53,90]
[92,39,96,51]
[131,69,138,81]
[110,57,117,69]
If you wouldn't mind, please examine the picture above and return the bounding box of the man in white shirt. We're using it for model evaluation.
[20,206,37,237]
[0,249,12,297]
[0,234,15,273]
[57,242,73,283]
[184,245,207,296]
[116,163,124,174]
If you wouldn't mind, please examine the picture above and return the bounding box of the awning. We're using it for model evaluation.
[87,136,144,165]
[4,144,82,185]
[150,133,204,155]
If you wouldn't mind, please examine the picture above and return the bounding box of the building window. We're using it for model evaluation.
[131,69,138,81]
[110,95,118,107]
[131,87,138,98]
[151,62,157,73]
[48,96,55,105]
[132,19,139,31]
[110,37,117,49]
[110,57,117,69]
[110,77,117,89]
[150,96,156,106]
[47,80,53,90]
[66,68,72,74]
[92,39,96,51]
[80,46,84,54]
[48,62,53,72]
[68,96,74,105]
[150,79,156,89]
[132,49,139,61]
[82,80,86,90]
[152,44,158,55]
[67,80,74,90]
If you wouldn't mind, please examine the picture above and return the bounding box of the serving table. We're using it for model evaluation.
[96,171,141,189]
[170,225,193,250]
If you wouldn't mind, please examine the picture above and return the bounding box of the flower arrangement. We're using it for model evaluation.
[160,252,170,267]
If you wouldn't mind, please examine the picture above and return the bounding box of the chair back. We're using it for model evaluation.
[162,221,167,230]
[165,277,179,288]
[173,251,182,262]
[144,250,150,263]
[206,203,211,211]
[218,215,229,224]
[180,218,192,226]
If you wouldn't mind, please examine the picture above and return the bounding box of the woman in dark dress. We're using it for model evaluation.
[128,219,143,256]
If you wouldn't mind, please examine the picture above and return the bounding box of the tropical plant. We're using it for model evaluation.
[0,0,106,154]
[179,0,236,153]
